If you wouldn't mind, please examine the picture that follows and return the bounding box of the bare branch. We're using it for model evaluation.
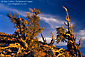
[41,33,46,43]
[49,31,55,45]
[78,36,82,49]
[63,21,68,26]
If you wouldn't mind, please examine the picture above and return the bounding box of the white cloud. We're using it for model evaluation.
[38,37,52,43]
[0,4,26,17]
[37,37,67,46]
[40,14,74,29]
[54,42,67,46]
[37,29,85,46]
[73,29,85,47]
[40,15,64,28]
[79,30,85,35]
[74,29,85,40]
[78,29,85,40]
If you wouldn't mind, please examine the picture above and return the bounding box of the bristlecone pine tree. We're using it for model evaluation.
[56,6,83,57]
[0,7,84,57]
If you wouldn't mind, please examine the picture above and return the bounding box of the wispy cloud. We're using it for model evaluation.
[78,29,85,40]
[74,29,85,40]
[40,14,74,29]
[38,37,52,43]
[73,29,85,47]
[40,14,64,28]
[0,4,26,17]
[38,37,67,46]
[38,29,85,46]
[54,42,67,46]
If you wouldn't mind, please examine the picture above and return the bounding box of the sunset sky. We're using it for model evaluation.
[0,0,85,55]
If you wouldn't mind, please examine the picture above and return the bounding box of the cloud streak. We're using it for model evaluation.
[74,29,85,40]
[40,14,65,29]
[0,4,26,17]
[38,37,67,46]
[73,29,85,47]
[40,16,64,28]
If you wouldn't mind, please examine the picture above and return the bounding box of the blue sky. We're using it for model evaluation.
[0,0,85,55]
